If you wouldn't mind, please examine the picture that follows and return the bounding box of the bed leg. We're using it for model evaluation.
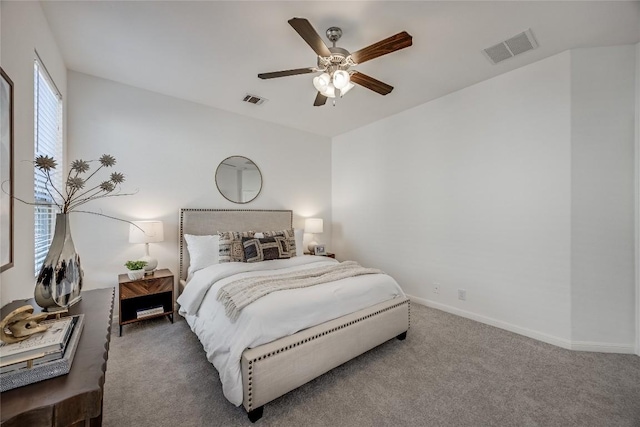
[396,331,407,341]
[247,406,264,423]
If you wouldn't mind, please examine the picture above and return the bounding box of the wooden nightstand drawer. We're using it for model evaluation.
[120,276,172,299]
[117,268,174,336]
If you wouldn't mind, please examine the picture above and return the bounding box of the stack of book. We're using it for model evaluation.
[0,314,84,391]
[136,305,164,319]
[0,316,76,374]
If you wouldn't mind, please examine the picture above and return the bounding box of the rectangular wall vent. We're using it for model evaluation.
[482,29,538,65]
[243,94,267,105]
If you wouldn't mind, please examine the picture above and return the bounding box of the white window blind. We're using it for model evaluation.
[34,57,63,276]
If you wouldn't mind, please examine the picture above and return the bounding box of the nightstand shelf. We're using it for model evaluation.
[118,268,174,336]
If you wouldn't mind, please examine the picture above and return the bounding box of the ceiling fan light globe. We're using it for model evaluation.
[320,83,336,98]
[340,82,355,97]
[332,70,350,90]
[313,73,331,92]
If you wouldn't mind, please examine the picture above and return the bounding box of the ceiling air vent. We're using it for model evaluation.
[242,94,267,105]
[482,29,538,65]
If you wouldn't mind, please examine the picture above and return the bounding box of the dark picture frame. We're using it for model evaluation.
[1,67,14,272]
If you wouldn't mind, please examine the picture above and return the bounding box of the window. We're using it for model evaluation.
[34,56,63,276]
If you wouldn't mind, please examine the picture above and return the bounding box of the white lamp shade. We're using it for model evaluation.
[314,73,337,98]
[304,218,323,234]
[340,82,355,97]
[129,221,164,243]
[332,70,350,90]
[319,83,336,98]
[313,73,331,92]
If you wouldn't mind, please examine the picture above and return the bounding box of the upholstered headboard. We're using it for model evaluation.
[179,209,293,282]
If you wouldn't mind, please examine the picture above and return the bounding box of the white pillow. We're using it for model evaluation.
[254,229,303,256]
[184,234,219,277]
[294,228,304,257]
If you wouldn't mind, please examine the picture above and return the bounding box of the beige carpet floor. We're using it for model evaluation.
[103,304,640,426]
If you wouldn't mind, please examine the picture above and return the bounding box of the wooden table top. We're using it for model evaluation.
[117,268,173,284]
[0,288,114,427]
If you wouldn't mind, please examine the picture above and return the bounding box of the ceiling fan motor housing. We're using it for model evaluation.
[326,27,343,43]
[318,47,353,72]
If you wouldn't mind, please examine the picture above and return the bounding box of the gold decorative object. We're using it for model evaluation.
[0,305,53,343]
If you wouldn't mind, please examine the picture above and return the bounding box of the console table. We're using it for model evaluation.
[0,288,114,427]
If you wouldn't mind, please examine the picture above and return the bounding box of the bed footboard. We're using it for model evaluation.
[241,297,410,420]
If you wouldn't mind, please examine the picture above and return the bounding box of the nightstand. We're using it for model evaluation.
[304,252,335,259]
[118,268,174,336]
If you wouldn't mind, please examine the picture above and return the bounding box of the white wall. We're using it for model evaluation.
[333,52,573,345]
[0,1,67,305]
[67,72,331,296]
[570,46,636,349]
[333,47,637,352]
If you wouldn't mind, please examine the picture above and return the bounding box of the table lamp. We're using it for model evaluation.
[304,218,323,253]
[129,220,164,273]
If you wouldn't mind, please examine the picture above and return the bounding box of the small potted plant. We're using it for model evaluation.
[124,260,147,280]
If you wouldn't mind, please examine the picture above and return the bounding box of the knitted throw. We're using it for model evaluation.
[216,261,383,321]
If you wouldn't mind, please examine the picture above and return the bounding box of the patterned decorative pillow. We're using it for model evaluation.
[259,229,297,257]
[218,231,255,263]
[242,236,292,263]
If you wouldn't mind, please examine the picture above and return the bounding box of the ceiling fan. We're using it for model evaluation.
[258,18,413,106]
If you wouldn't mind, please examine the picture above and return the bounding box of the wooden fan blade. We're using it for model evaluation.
[313,92,328,106]
[350,72,394,95]
[288,18,332,58]
[258,68,316,79]
[350,31,413,64]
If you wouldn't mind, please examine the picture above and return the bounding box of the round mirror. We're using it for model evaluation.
[215,156,262,204]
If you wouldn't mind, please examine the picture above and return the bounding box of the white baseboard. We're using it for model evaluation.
[408,295,636,354]
[570,341,636,354]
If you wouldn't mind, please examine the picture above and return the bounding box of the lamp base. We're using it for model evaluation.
[308,240,319,254]
[139,255,158,273]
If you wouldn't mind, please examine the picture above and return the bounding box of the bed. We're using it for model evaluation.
[177,209,410,422]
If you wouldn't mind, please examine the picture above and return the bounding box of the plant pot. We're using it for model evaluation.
[127,270,145,280]
[34,214,83,311]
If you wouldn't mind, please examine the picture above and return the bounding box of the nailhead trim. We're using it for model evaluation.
[245,299,409,409]
[247,357,253,410]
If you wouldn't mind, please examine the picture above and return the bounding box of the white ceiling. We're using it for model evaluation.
[40,1,640,137]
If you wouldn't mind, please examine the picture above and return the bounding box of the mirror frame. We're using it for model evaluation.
[215,155,263,204]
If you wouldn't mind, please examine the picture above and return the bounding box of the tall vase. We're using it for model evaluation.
[34,213,83,311]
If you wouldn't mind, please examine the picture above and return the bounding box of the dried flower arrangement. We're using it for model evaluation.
[9,154,137,218]
[32,154,134,213]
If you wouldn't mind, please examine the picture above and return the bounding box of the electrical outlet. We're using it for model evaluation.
[433,283,440,294]
[458,289,466,301]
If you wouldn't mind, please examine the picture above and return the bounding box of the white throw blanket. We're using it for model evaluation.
[177,256,405,406]
[217,261,383,321]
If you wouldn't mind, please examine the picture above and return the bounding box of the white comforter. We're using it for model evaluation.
[177,256,405,406]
